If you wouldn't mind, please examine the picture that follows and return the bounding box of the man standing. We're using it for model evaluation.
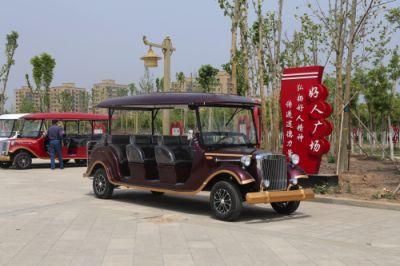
[48,120,64,169]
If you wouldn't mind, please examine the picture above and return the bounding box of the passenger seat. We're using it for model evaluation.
[126,135,158,180]
[155,136,193,184]
[107,135,130,164]
[126,135,156,163]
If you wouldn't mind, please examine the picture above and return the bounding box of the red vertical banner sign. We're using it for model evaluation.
[280,66,333,174]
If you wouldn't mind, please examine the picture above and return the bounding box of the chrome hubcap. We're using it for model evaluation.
[213,188,232,214]
[94,174,106,194]
[19,156,29,168]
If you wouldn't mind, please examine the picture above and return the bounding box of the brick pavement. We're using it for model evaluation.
[1,162,399,265]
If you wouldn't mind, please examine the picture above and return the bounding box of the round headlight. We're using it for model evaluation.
[290,154,300,165]
[240,155,251,167]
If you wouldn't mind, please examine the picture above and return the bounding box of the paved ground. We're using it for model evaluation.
[1,161,400,266]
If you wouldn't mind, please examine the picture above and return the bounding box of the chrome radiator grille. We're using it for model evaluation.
[257,154,287,190]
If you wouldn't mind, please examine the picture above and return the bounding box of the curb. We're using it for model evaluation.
[313,195,400,211]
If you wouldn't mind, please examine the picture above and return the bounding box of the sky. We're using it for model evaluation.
[0,0,399,110]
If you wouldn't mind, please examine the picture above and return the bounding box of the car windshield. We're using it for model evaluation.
[198,106,256,146]
[20,120,42,138]
[0,120,16,138]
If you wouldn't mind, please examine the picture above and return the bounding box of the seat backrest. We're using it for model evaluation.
[126,135,157,163]
[155,135,193,164]
[126,145,145,163]
[129,135,152,145]
[106,135,130,163]
[159,136,181,146]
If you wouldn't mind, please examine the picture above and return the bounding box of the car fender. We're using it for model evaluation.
[85,146,123,183]
[205,165,255,186]
[287,163,308,179]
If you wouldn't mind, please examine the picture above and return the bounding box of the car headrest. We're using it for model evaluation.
[159,136,181,145]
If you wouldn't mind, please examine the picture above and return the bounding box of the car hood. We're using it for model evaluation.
[206,146,258,157]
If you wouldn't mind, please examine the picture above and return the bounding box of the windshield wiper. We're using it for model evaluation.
[224,108,243,127]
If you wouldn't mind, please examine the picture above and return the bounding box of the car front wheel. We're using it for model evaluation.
[93,168,114,199]
[210,181,243,221]
[14,152,32,169]
[271,201,300,214]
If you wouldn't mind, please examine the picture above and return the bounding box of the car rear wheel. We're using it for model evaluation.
[210,180,242,221]
[93,168,114,199]
[14,152,32,169]
[271,201,300,215]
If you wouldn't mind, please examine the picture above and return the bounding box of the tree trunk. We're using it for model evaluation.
[381,116,385,159]
[239,2,250,97]
[337,0,357,173]
[0,96,5,114]
[333,0,347,159]
[256,0,268,150]
[270,0,284,153]
[230,0,241,95]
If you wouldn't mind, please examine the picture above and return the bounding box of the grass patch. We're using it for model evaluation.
[371,188,396,200]
[313,183,340,195]
[327,154,335,164]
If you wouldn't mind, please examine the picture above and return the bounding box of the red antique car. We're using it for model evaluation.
[0,112,108,169]
[84,93,314,221]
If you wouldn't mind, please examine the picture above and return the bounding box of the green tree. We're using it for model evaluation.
[128,83,138,95]
[19,96,36,113]
[155,77,164,92]
[139,68,155,93]
[218,0,245,94]
[116,87,128,97]
[387,47,400,159]
[78,90,89,112]
[222,50,247,96]
[197,64,219,131]
[0,31,19,114]
[197,65,219,93]
[58,91,74,112]
[25,53,56,112]
[308,0,395,172]
[249,0,284,152]
[176,72,185,91]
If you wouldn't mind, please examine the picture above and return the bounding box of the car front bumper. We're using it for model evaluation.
[0,155,11,162]
[245,188,314,204]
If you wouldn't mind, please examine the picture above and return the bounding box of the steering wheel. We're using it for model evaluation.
[216,135,234,144]
[216,133,248,145]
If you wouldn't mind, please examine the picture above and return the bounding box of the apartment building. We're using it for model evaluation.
[15,86,40,113]
[49,83,88,112]
[15,83,89,113]
[171,71,232,94]
[92,79,129,114]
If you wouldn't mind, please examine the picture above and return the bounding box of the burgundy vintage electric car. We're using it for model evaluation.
[84,93,314,221]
